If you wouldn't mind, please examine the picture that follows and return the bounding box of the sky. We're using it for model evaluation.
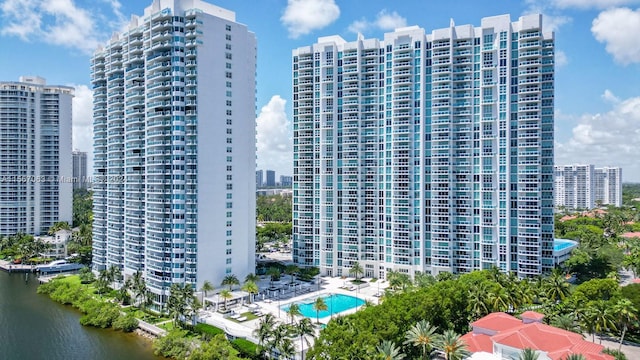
[1,0,640,180]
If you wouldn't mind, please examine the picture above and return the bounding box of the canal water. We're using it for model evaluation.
[0,271,161,360]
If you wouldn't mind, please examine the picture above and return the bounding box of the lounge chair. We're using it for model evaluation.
[237,316,247,322]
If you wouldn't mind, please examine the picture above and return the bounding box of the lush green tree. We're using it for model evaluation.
[72,188,93,227]
[433,330,469,360]
[572,278,620,303]
[377,340,405,360]
[244,273,260,283]
[113,313,139,332]
[48,221,71,235]
[78,266,95,284]
[221,274,240,290]
[551,314,581,333]
[285,264,299,284]
[468,283,491,320]
[544,270,571,303]
[254,313,276,355]
[96,270,110,295]
[167,283,197,327]
[153,329,191,359]
[200,280,214,303]
[313,297,328,324]
[267,267,282,287]
[131,270,150,310]
[563,354,586,360]
[277,337,296,360]
[256,195,292,222]
[188,334,241,360]
[349,261,364,281]
[588,300,617,344]
[602,348,628,360]
[404,320,438,360]
[219,289,233,311]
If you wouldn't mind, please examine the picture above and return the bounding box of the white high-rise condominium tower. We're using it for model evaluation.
[594,167,622,207]
[0,76,73,235]
[292,14,554,278]
[554,164,595,210]
[91,0,256,305]
[72,150,88,190]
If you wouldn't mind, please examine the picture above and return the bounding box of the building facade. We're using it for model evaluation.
[280,175,292,187]
[256,169,263,188]
[553,164,594,210]
[554,165,622,209]
[0,76,73,235]
[292,14,554,279]
[594,167,622,207]
[72,150,88,190]
[91,0,256,305]
[265,169,276,187]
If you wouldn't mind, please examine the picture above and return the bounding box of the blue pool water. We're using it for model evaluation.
[282,294,365,319]
[554,238,577,251]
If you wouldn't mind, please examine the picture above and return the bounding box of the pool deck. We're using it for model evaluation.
[196,275,389,359]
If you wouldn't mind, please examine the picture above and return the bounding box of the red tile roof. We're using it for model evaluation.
[622,232,640,239]
[462,313,614,360]
[520,311,545,321]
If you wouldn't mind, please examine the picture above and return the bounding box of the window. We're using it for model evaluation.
[226,138,232,143]
[226,53,232,59]
[226,211,232,217]
[226,184,233,190]
[226,221,232,227]
[226,81,232,88]
[226,110,232,115]
[226,248,232,254]
[225,24,231,31]
[226,192,232,197]
[226,239,232,246]
[225,72,232,78]
[226,156,232,162]
[226,100,232,106]
[226,128,232,134]
[226,174,232,180]
[226,258,232,264]
[226,119,232,125]
[226,44,231,50]
[226,63,232,69]
[226,201,233,208]
[225,34,231,40]
[226,90,232,97]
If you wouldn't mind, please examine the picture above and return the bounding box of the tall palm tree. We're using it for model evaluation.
[167,283,188,327]
[108,264,121,286]
[295,317,315,360]
[589,300,617,344]
[487,287,510,313]
[269,324,291,359]
[519,348,539,360]
[254,313,276,354]
[313,297,328,324]
[277,337,296,360]
[377,340,405,360]
[285,264,299,284]
[267,267,281,287]
[200,280,214,304]
[544,269,571,303]
[404,320,438,360]
[613,298,638,351]
[349,261,364,281]
[287,303,302,324]
[219,289,233,311]
[96,270,110,295]
[131,270,147,309]
[242,280,259,304]
[468,283,490,320]
[434,330,470,360]
[221,274,240,290]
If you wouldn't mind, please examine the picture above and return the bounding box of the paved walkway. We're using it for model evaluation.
[588,334,640,359]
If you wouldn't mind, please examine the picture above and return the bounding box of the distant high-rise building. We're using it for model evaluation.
[594,167,622,207]
[91,0,256,306]
[554,165,622,209]
[293,14,555,278]
[554,165,595,210]
[256,169,263,188]
[72,151,88,190]
[0,76,73,235]
[265,170,276,187]
[280,175,292,187]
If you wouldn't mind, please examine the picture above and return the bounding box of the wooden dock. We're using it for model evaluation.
[0,260,36,273]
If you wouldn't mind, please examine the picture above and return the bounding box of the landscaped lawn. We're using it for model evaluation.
[229,312,259,323]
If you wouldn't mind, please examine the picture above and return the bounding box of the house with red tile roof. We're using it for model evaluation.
[461,312,614,360]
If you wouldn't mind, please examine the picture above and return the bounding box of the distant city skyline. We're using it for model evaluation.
[2,0,640,179]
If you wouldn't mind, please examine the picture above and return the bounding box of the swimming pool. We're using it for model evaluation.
[282,294,364,319]
[554,239,578,251]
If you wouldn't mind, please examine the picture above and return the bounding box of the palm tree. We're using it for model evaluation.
[468,283,490,320]
[487,287,510,313]
[544,269,571,303]
[96,270,110,295]
[349,261,364,281]
[219,289,233,311]
[254,313,276,354]
[287,303,302,324]
[200,280,214,303]
[277,337,296,360]
[377,340,405,360]
[242,280,259,304]
[48,221,71,235]
[434,330,470,360]
[108,264,121,286]
[519,348,539,360]
[131,270,147,309]
[613,298,638,351]
[167,283,188,327]
[295,317,315,360]
[267,267,281,287]
[221,274,240,290]
[563,355,586,360]
[245,272,260,283]
[285,264,299,284]
[590,300,617,344]
[551,314,581,333]
[313,297,328,324]
[268,324,290,358]
[404,320,438,360]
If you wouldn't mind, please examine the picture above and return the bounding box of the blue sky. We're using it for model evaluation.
[1,0,640,180]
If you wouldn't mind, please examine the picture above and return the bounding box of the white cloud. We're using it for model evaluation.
[256,96,293,176]
[281,0,340,39]
[592,7,640,64]
[71,84,93,169]
[523,0,572,33]
[555,50,569,67]
[552,0,640,9]
[0,0,124,54]
[555,95,640,181]
[348,9,407,34]
[601,89,620,103]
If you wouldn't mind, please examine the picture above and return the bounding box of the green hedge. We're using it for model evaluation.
[231,338,261,359]
[193,323,225,337]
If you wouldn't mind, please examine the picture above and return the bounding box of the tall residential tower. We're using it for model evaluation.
[292,14,554,279]
[91,0,256,305]
[72,150,88,190]
[0,76,73,235]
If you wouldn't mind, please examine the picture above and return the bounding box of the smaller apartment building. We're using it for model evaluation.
[554,165,622,210]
